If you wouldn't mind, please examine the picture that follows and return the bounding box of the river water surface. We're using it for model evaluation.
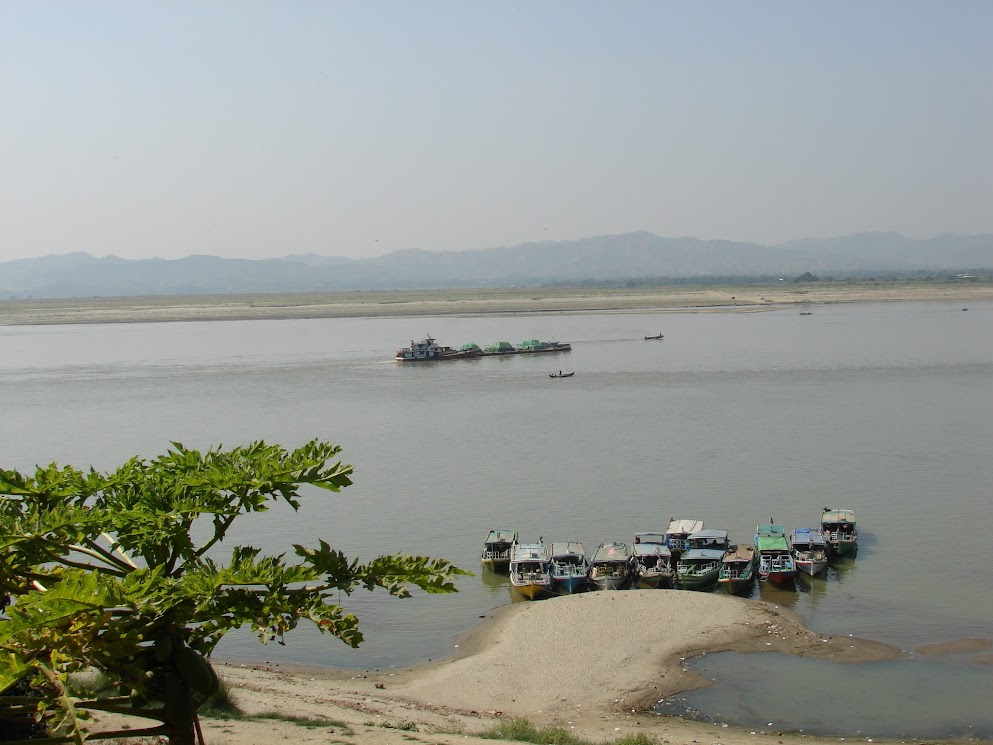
[2,300,991,735]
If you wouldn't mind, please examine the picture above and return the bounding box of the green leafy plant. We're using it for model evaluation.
[0,440,468,744]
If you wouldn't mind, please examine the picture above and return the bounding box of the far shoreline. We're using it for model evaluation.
[1,281,990,326]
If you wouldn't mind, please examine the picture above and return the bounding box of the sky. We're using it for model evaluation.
[2,1,991,263]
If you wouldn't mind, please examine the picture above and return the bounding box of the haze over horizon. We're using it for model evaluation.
[2,2,991,264]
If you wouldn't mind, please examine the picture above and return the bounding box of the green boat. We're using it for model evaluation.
[718,544,756,595]
[820,509,858,556]
[676,529,729,591]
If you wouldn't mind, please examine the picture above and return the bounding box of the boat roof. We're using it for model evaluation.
[680,548,726,560]
[666,518,704,534]
[550,542,585,557]
[634,543,672,557]
[592,542,631,561]
[822,509,856,523]
[756,535,789,551]
[511,543,549,560]
[791,528,827,545]
[723,545,754,562]
[755,523,785,537]
[689,529,728,540]
[634,532,667,543]
[484,530,517,543]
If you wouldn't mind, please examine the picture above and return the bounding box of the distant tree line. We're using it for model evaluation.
[542,270,992,289]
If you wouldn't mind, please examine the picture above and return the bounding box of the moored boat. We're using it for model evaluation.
[509,540,553,600]
[549,542,590,594]
[588,541,634,590]
[755,522,796,586]
[821,508,858,556]
[395,335,482,362]
[718,544,756,595]
[632,532,676,588]
[790,528,829,576]
[665,518,705,557]
[481,529,517,573]
[676,529,729,591]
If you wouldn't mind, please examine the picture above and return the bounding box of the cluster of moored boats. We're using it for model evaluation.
[395,335,571,362]
[480,509,858,599]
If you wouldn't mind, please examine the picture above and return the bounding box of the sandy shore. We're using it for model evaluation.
[91,591,929,745]
[1,282,989,325]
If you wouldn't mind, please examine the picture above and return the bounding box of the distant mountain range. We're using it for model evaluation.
[2,232,991,298]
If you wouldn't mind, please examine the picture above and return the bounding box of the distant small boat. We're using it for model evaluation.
[644,334,664,340]
[549,371,575,378]
[799,311,813,316]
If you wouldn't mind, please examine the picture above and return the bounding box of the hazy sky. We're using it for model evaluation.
[2,1,991,263]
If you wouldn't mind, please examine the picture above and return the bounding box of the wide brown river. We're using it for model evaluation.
[2,300,991,736]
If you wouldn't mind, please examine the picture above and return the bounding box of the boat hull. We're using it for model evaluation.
[761,570,796,586]
[591,576,630,590]
[635,574,670,589]
[827,539,858,557]
[718,574,753,595]
[677,569,719,591]
[796,558,828,576]
[511,582,550,600]
[481,558,511,574]
[552,575,588,594]
[589,563,631,590]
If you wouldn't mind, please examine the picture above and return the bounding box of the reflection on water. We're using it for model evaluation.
[655,651,993,740]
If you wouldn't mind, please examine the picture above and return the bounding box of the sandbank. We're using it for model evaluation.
[93,591,925,745]
[1,282,989,325]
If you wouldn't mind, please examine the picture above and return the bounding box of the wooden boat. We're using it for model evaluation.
[588,541,634,590]
[632,532,675,588]
[676,529,729,591]
[549,542,590,594]
[644,334,664,340]
[549,371,575,378]
[480,529,517,573]
[790,528,829,576]
[718,544,756,595]
[755,522,796,586]
[820,509,858,556]
[665,517,705,557]
[509,540,553,600]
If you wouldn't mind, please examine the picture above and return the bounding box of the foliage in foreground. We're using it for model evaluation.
[0,440,468,744]
[479,717,658,745]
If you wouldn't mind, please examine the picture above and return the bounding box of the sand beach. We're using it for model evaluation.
[91,592,918,745]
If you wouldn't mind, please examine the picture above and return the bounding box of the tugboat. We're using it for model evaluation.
[395,335,482,362]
